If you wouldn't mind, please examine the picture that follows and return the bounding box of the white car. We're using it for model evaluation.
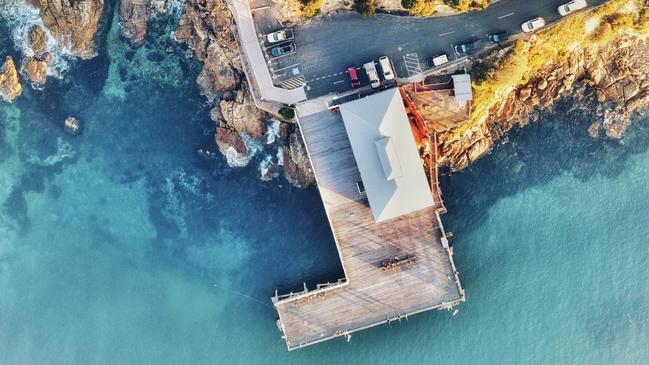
[378,56,395,81]
[521,17,546,33]
[432,54,449,67]
[558,0,587,16]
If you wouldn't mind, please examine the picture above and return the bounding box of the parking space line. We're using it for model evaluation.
[271,63,299,73]
[439,31,455,37]
[498,12,515,19]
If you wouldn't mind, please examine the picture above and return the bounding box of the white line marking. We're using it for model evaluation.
[498,12,515,19]
[439,31,455,37]
[272,63,299,73]
[333,80,344,84]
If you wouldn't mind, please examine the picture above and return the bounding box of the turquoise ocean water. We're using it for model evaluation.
[1,5,649,365]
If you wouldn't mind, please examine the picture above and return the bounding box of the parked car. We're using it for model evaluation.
[432,54,449,67]
[521,17,546,33]
[270,43,295,58]
[487,31,508,43]
[266,29,293,43]
[454,40,479,55]
[363,61,381,89]
[378,56,395,81]
[347,66,361,88]
[558,0,587,16]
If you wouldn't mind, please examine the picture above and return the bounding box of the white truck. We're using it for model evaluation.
[364,61,381,89]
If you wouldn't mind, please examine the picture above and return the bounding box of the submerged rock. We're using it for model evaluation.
[120,0,152,47]
[0,57,23,103]
[64,117,81,135]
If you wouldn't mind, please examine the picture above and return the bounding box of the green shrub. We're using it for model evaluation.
[354,0,376,16]
[279,106,295,120]
[443,0,488,12]
[470,60,494,84]
[301,0,324,18]
[402,0,436,16]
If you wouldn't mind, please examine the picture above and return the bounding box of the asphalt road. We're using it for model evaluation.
[257,0,608,99]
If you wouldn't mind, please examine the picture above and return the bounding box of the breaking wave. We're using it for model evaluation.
[0,0,77,80]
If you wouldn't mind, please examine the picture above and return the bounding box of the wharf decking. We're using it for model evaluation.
[273,109,464,350]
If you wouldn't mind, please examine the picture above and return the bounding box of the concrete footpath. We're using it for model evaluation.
[230,0,307,104]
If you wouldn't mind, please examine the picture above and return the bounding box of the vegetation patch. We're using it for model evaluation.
[468,0,649,127]
[401,0,436,16]
[443,0,488,12]
[301,0,324,18]
[354,0,376,16]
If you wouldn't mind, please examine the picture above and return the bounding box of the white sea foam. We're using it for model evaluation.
[0,0,77,80]
[266,119,281,145]
[151,0,186,18]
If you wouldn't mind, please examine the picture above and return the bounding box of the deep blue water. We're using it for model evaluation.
[1,5,649,365]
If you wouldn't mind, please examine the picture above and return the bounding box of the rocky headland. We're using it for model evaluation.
[0,0,107,95]
[173,0,314,186]
[436,0,649,170]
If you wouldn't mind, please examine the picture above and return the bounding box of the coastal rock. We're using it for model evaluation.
[38,0,105,58]
[215,126,249,166]
[0,57,23,103]
[603,109,630,139]
[64,116,81,135]
[218,92,266,138]
[282,129,314,188]
[22,53,51,88]
[197,43,240,101]
[120,0,152,47]
[28,25,47,56]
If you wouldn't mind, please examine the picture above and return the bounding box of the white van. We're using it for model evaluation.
[378,56,395,81]
[364,61,381,89]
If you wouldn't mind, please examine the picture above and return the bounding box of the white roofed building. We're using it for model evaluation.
[340,88,433,223]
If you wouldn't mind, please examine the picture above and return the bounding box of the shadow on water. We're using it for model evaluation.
[441,99,649,239]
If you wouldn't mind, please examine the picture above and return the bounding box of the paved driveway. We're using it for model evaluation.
[257,0,607,99]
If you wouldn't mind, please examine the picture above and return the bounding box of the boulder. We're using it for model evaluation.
[518,87,532,101]
[537,79,548,90]
[219,92,266,138]
[196,43,240,101]
[64,117,81,135]
[0,57,23,103]
[28,25,47,56]
[215,126,247,157]
[22,53,51,88]
[622,81,640,99]
[38,0,105,59]
[120,0,152,47]
[282,130,314,187]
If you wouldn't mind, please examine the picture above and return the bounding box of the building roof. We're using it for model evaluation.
[452,74,473,102]
[339,88,434,223]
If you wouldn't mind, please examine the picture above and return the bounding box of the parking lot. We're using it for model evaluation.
[252,0,607,99]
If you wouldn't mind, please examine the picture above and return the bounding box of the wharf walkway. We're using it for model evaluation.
[272,108,464,350]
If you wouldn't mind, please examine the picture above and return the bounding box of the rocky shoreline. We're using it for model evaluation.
[437,34,649,171]
[3,0,648,188]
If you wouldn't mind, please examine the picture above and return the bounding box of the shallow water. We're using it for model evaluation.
[1,5,649,365]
